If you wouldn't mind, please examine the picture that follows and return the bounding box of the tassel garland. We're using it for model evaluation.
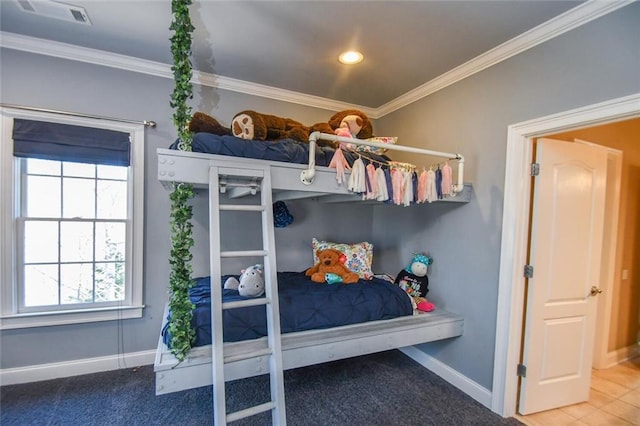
[327,153,455,205]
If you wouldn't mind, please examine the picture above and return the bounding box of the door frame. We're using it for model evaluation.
[491,93,640,417]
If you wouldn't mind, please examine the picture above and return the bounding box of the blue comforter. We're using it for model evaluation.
[162,272,413,347]
[170,133,390,167]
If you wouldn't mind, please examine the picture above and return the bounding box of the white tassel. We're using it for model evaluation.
[375,168,389,201]
[348,158,366,193]
[402,171,413,207]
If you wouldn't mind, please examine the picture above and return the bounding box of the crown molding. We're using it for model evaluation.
[0,0,632,119]
[0,31,375,117]
[0,31,172,78]
[194,71,378,117]
[375,0,635,117]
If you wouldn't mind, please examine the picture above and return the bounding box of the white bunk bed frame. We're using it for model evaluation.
[155,132,468,398]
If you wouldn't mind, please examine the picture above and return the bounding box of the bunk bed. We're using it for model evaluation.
[155,130,469,397]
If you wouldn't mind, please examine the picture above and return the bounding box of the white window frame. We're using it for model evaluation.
[0,107,144,329]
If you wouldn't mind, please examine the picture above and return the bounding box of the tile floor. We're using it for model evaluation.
[515,356,640,425]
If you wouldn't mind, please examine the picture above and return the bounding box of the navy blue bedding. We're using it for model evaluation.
[162,271,413,348]
[170,133,390,167]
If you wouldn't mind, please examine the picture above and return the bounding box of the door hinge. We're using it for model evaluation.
[524,265,534,278]
[517,364,527,377]
[531,163,540,176]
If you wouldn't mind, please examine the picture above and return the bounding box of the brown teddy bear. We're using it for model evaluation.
[310,109,373,148]
[322,109,373,138]
[305,248,360,284]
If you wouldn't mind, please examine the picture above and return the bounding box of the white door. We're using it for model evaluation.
[518,138,607,415]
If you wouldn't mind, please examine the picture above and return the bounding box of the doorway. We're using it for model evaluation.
[491,93,640,417]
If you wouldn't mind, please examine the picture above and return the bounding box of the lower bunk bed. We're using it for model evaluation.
[155,272,464,395]
[155,130,468,409]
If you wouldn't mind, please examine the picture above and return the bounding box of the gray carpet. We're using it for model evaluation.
[1,350,522,425]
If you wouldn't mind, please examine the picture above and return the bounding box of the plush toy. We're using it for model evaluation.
[310,109,374,148]
[334,126,355,150]
[305,248,359,284]
[231,110,310,143]
[224,264,265,297]
[187,110,373,149]
[324,273,343,284]
[313,109,373,139]
[394,253,435,312]
[188,111,231,136]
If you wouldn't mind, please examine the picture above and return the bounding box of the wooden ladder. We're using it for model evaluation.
[208,163,286,425]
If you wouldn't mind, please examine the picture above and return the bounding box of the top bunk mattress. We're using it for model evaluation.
[170,133,390,167]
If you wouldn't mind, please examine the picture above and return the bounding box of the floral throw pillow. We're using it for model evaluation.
[311,238,374,280]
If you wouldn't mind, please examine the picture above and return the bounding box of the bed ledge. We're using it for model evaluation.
[157,148,473,203]
[154,309,463,395]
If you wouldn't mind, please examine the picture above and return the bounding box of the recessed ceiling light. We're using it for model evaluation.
[338,51,363,65]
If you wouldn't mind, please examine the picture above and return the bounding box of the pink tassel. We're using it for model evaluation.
[392,169,404,205]
[418,170,428,203]
[328,147,350,185]
[441,162,452,196]
[366,164,378,199]
[402,171,413,207]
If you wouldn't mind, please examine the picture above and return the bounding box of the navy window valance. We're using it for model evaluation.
[12,119,131,166]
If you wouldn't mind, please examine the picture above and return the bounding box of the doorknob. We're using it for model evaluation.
[590,286,603,297]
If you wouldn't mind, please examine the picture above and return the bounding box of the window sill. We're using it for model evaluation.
[0,305,145,330]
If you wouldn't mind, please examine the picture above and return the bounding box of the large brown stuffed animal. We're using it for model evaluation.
[310,109,373,148]
[231,110,310,143]
[305,248,360,284]
[187,109,374,148]
[188,112,231,135]
[310,110,373,137]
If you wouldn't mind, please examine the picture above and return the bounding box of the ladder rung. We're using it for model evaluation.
[224,347,273,364]
[219,204,266,212]
[220,250,267,258]
[226,402,276,423]
[222,297,270,310]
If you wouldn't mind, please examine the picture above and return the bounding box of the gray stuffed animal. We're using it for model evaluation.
[224,264,265,297]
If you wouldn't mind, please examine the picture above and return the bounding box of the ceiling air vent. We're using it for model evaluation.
[15,0,92,26]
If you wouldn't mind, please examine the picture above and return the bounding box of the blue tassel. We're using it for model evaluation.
[273,201,293,228]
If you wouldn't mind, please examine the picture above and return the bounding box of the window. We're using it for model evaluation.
[1,108,144,328]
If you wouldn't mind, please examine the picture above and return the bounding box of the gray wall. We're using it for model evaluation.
[1,3,638,396]
[0,48,375,368]
[373,3,640,390]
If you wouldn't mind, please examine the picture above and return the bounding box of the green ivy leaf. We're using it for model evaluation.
[168,0,196,362]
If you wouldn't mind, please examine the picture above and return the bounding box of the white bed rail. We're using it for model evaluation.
[300,132,465,193]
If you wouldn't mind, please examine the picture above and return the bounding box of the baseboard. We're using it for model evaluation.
[400,346,493,409]
[598,344,640,370]
[0,350,156,386]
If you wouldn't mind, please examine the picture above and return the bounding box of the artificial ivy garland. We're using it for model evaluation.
[168,0,195,361]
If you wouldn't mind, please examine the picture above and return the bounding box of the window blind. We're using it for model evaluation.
[12,118,130,166]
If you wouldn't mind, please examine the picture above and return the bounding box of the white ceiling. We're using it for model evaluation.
[0,0,605,110]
